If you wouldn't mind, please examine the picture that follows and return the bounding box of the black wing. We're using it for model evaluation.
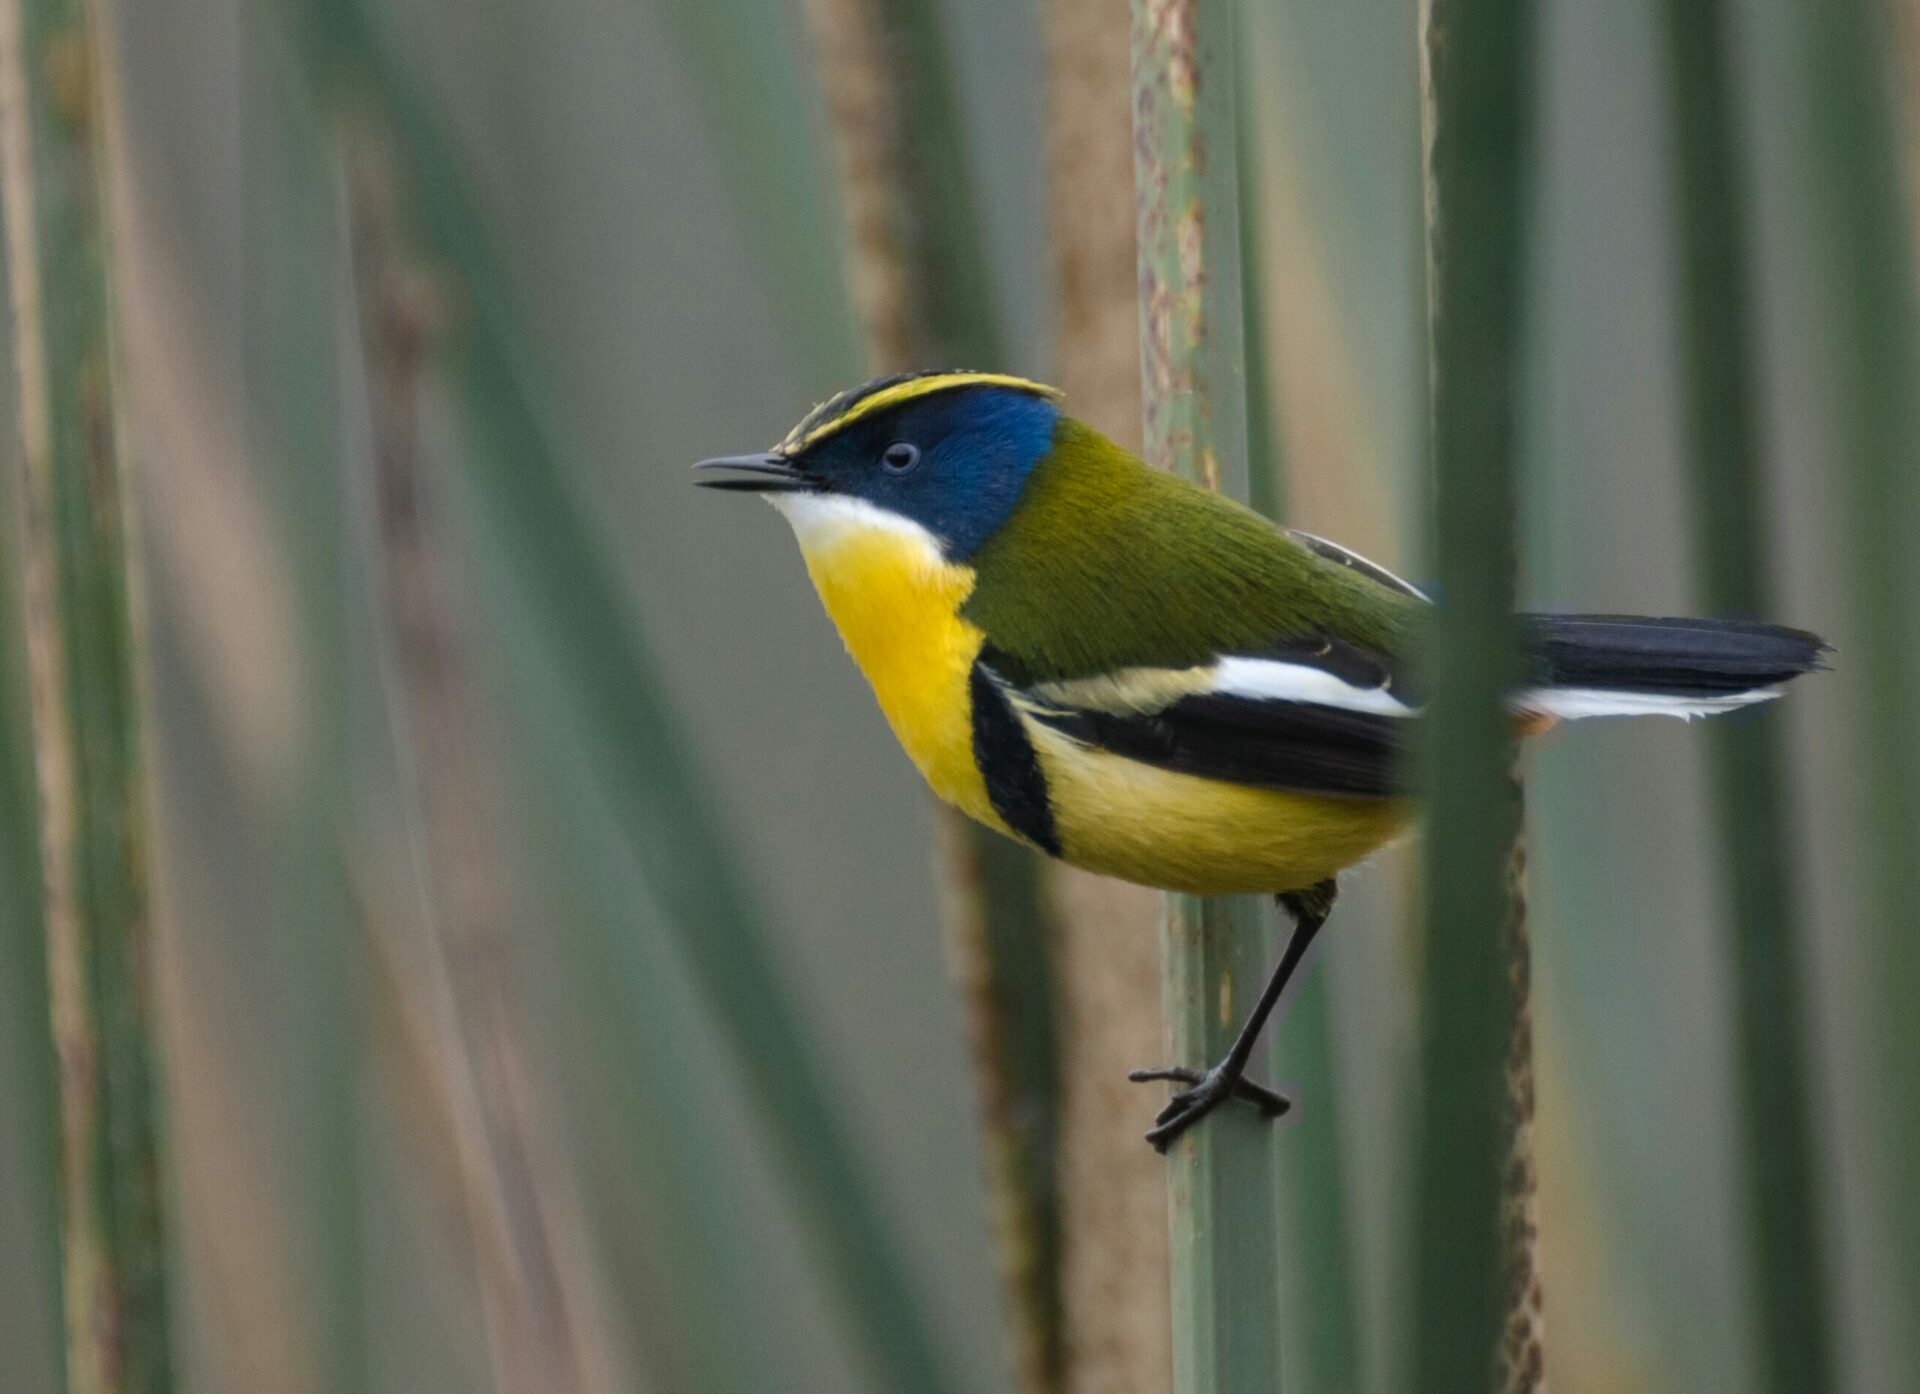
[1029,692,1403,798]
[990,634,1411,800]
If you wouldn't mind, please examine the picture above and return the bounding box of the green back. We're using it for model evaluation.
[962,419,1417,686]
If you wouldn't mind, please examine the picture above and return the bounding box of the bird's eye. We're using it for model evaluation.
[881,442,921,474]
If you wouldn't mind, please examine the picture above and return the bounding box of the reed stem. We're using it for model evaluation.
[347,128,596,1394]
[0,388,63,1391]
[1131,4,1285,1390]
[0,0,171,1387]
[1790,0,1920,1380]
[1658,5,1834,1388]
[1412,0,1539,1387]
[801,2,1068,1386]
[1041,1,1172,1387]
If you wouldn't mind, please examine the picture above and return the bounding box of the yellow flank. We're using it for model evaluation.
[778,495,1411,895]
[1027,721,1410,894]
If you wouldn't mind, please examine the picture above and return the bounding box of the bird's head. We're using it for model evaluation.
[694,371,1063,559]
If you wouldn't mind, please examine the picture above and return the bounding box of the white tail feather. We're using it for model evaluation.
[1514,686,1781,721]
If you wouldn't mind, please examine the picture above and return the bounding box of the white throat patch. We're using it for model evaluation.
[770,493,947,563]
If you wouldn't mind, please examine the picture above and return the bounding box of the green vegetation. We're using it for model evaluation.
[0,3,1912,1392]
[1411,0,1535,1388]
[1659,4,1833,1388]
[283,4,966,1389]
[1790,0,1920,1378]
[1238,47,1361,1394]
[799,2,1065,1383]
[1130,3,1284,1390]
[0,0,170,1387]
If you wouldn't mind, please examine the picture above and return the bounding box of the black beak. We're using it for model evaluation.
[692,452,819,494]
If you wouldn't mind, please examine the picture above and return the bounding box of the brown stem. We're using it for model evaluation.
[1041,1,1173,1388]
[932,816,1066,1394]
[800,2,1069,1390]
[1502,771,1543,1394]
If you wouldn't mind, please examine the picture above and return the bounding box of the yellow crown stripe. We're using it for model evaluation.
[777,372,1061,455]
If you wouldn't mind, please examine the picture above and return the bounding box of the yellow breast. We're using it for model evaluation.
[774,495,1007,834]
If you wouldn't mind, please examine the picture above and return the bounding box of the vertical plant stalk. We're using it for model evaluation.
[0,494,64,1391]
[1131,3,1283,1391]
[233,28,368,1385]
[1235,55,1364,1394]
[0,0,169,1390]
[1499,794,1542,1394]
[802,2,1068,1389]
[1040,0,1172,1388]
[1791,0,1920,1380]
[346,130,597,1394]
[1235,79,1282,525]
[1413,0,1539,1390]
[1658,6,1835,1391]
[932,817,1065,1394]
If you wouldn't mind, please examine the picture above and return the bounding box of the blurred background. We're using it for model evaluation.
[0,0,1915,1392]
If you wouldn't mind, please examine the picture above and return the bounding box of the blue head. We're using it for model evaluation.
[694,372,1062,559]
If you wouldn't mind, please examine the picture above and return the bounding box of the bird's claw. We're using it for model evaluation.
[1127,1065,1292,1152]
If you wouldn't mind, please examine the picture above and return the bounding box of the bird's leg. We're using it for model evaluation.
[1129,879,1338,1153]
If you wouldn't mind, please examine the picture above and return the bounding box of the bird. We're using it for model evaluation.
[695,370,1827,1151]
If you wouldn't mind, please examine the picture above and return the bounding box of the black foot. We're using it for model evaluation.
[1127,1065,1292,1152]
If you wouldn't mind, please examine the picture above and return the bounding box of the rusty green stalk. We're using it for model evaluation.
[1410,0,1537,1388]
[0,0,172,1389]
[1130,3,1283,1390]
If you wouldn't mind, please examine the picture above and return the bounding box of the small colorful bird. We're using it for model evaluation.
[696,371,1826,1150]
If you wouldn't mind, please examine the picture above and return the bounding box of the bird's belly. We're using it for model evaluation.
[1027,720,1410,894]
[784,500,1007,833]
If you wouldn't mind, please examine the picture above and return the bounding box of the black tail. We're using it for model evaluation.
[1519,614,1828,716]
